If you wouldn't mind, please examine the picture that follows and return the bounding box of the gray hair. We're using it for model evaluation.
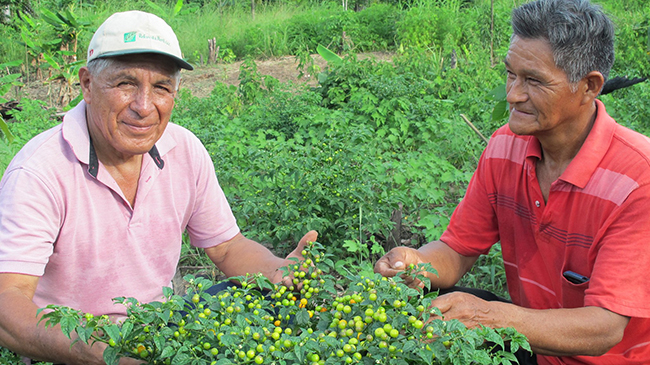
[86,56,181,90]
[511,0,615,84]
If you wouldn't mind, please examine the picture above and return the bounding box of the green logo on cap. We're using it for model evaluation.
[124,32,137,43]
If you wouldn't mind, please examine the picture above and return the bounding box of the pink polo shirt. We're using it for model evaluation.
[441,100,650,364]
[0,101,240,316]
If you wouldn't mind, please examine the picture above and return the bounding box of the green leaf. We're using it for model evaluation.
[173,0,184,16]
[220,333,237,347]
[0,118,15,144]
[120,321,133,339]
[79,326,94,344]
[394,173,406,184]
[0,73,22,85]
[41,9,64,28]
[172,351,191,365]
[163,286,173,298]
[42,53,61,70]
[215,359,235,365]
[59,316,78,338]
[403,340,416,353]
[154,334,165,352]
[0,60,23,68]
[145,0,165,17]
[104,324,121,342]
[102,345,120,365]
[294,309,310,326]
[161,346,176,358]
[293,344,305,363]
[316,44,342,66]
[491,100,509,122]
[488,84,507,101]
[64,93,84,111]
[20,31,36,50]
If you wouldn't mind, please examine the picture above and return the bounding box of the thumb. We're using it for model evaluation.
[391,260,406,270]
[298,230,318,248]
[286,230,318,259]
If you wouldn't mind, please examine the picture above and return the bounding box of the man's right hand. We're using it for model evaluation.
[375,240,478,290]
[374,246,425,288]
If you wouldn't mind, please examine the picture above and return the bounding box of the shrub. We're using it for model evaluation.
[38,242,530,365]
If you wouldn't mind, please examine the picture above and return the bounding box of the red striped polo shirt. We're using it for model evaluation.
[441,100,650,364]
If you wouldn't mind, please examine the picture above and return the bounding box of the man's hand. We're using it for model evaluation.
[428,292,497,329]
[428,291,630,357]
[374,247,424,288]
[375,241,477,290]
[206,231,319,287]
[271,230,318,286]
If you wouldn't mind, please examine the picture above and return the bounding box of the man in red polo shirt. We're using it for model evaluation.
[375,0,650,364]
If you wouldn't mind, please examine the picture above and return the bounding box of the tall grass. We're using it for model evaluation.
[173,3,326,61]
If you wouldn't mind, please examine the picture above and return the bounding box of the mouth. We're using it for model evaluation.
[123,121,155,133]
[510,106,534,117]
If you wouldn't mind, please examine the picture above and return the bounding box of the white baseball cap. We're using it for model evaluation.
[87,10,193,70]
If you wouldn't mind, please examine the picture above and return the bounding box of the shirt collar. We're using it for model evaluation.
[62,100,173,178]
[560,99,615,188]
[524,99,616,189]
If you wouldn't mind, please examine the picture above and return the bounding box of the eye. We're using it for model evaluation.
[526,77,541,85]
[155,84,173,94]
[117,80,135,88]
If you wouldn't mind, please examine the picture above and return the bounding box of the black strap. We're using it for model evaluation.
[87,140,165,178]
[148,144,165,170]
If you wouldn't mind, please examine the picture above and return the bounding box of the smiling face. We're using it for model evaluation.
[505,36,585,138]
[80,54,179,163]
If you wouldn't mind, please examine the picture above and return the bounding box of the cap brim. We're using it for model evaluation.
[92,49,194,70]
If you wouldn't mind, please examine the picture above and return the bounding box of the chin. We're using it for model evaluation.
[507,118,536,136]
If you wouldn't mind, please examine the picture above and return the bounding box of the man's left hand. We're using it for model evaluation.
[429,292,498,329]
[271,230,318,286]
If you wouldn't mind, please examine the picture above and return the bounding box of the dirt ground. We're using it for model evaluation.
[10,52,393,111]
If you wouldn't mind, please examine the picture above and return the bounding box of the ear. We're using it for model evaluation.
[581,71,605,104]
[78,67,93,104]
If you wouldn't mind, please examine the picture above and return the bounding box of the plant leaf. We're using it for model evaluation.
[316,44,342,66]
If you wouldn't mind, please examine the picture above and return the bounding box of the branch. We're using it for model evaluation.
[460,114,489,144]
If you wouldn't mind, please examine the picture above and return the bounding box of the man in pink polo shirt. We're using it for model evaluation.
[375,0,650,364]
[0,11,317,365]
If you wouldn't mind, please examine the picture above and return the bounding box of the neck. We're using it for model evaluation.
[538,102,597,169]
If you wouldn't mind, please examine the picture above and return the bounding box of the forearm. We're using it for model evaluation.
[416,240,477,289]
[0,288,106,365]
[489,302,628,356]
[208,234,286,281]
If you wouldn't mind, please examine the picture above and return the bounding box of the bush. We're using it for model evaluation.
[38,242,530,365]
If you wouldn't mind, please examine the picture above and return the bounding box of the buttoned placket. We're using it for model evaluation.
[87,140,165,225]
[526,157,549,244]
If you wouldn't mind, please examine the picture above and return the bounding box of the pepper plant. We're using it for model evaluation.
[39,241,529,365]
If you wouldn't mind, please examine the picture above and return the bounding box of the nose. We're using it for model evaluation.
[130,85,157,118]
[506,76,528,105]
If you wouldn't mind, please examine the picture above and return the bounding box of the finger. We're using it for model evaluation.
[298,230,318,246]
[374,251,407,274]
[286,230,319,260]
[374,259,399,277]
[400,274,424,289]
[430,293,455,314]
